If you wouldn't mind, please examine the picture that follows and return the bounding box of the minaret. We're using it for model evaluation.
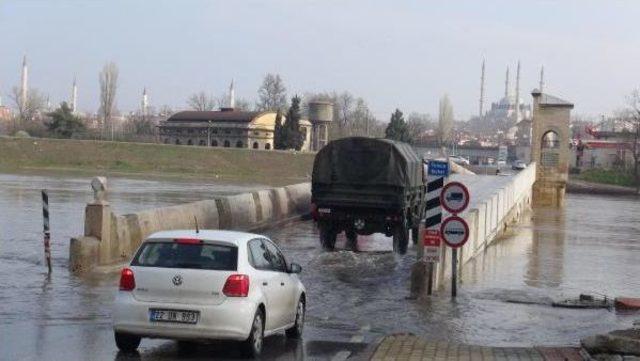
[228,79,235,109]
[20,55,28,109]
[539,66,545,93]
[71,77,78,113]
[46,95,51,110]
[504,66,510,98]
[514,60,521,122]
[141,87,148,116]
[479,59,485,118]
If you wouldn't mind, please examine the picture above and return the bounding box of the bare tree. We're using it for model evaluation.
[257,73,287,111]
[9,86,46,128]
[626,90,640,192]
[187,92,216,111]
[304,91,380,139]
[99,62,119,138]
[438,94,454,147]
[407,112,435,144]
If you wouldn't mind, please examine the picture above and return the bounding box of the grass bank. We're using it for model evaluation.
[0,137,315,186]
[573,168,637,188]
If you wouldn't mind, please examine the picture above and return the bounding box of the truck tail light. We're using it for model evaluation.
[310,203,319,221]
[119,268,136,291]
[223,274,250,297]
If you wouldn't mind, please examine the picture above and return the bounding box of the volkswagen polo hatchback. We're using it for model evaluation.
[112,230,306,357]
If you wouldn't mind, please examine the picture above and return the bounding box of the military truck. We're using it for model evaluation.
[311,137,426,254]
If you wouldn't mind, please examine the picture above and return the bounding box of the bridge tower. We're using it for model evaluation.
[530,89,574,207]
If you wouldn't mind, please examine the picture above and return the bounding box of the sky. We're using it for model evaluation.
[1,0,639,120]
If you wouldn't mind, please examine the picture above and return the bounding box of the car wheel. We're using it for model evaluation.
[286,298,305,339]
[114,332,141,352]
[242,310,264,357]
[319,225,337,251]
[392,222,409,255]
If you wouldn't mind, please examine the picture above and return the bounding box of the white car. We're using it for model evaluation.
[113,229,306,357]
[449,155,470,166]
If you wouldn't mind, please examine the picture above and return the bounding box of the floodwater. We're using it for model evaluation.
[1,172,639,360]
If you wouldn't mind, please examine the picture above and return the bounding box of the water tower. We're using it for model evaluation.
[308,101,333,151]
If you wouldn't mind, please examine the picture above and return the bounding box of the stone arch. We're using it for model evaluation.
[187,139,193,146]
[224,140,230,148]
[541,130,560,149]
[211,140,218,147]
[265,143,271,150]
[175,139,181,145]
[163,138,169,144]
[199,140,206,146]
[253,142,259,149]
[236,140,243,148]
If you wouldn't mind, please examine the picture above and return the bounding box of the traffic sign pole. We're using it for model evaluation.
[452,249,457,297]
[439,181,470,299]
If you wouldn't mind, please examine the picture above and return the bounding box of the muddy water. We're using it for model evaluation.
[1,172,639,360]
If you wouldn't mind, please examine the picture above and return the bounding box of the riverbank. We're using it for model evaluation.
[0,137,315,186]
[567,179,639,195]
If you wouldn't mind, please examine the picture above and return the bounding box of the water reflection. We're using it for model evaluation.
[525,207,566,288]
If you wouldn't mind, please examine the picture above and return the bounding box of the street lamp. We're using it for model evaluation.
[207,120,212,147]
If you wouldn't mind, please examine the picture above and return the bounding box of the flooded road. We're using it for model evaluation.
[1,172,639,360]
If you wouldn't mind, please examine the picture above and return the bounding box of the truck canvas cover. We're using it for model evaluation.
[312,137,423,189]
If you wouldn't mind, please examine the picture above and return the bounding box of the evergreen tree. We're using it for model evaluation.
[384,108,410,143]
[273,110,285,149]
[46,102,85,138]
[283,96,305,150]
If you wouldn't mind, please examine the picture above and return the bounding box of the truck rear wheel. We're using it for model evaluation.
[320,225,337,251]
[393,224,409,255]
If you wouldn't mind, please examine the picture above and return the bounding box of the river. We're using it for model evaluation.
[0,172,638,360]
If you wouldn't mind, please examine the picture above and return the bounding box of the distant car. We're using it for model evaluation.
[449,155,470,166]
[512,160,527,170]
[113,230,306,357]
[497,159,506,167]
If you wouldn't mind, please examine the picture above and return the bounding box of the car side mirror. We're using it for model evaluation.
[288,262,302,274]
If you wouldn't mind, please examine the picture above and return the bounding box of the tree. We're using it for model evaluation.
[187,91,216,111]
[46,102,85,138]
[99,62,119,137]
[304,91,381,139]
[10,86,46,126]
[626,90,640,192]
[280,96,305,150]
[438,94,454,147]
[273,110,285,149]
[406,112,435,144]
[257,73,287,111]
[385,109,411,143]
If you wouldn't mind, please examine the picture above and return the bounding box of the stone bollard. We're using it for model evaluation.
[84,177,112,265]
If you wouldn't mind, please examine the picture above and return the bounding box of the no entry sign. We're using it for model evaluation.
[440,181,470,214]
[440,216,469,248]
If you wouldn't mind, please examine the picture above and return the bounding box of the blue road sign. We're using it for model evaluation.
[428,160,449,177]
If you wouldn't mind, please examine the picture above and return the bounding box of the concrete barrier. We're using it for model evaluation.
[70,181,312,272]
[432,163,537,290]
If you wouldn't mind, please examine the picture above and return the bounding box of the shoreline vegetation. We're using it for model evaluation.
[0,137,315,187]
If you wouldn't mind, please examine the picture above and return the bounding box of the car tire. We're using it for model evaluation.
[393,222,409,255]
[114,332,141,352]
[242,309,264,357]
[286,298,305,339]
[319,225,337,251]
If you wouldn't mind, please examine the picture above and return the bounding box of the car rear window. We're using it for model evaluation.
[131,240,238,270]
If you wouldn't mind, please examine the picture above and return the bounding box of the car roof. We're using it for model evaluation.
[145,229,266,246]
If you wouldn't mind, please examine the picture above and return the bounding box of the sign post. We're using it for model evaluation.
[42,190,52,274]
[424,160,449,295]
[440,181,470,298]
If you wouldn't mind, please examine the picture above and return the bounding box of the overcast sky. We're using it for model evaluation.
[1,0,639,120]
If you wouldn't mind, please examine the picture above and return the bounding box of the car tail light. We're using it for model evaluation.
[222,274,249,297]
[310,203,319,221]
[119,268,136,291]
[175,238,202,244]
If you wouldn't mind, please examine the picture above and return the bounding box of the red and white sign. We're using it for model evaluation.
[440,216,469,248]
[422,228,441,263]
[440,181,470,214]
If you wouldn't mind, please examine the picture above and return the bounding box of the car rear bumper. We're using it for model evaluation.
[113,292,256,341]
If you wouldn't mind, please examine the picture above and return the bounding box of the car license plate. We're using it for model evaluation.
[149,309,199,324]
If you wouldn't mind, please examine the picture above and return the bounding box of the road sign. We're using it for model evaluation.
[440,181,470,214]
[440,216,469,248]
[427,160,449,177]
[422,229,441,263]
